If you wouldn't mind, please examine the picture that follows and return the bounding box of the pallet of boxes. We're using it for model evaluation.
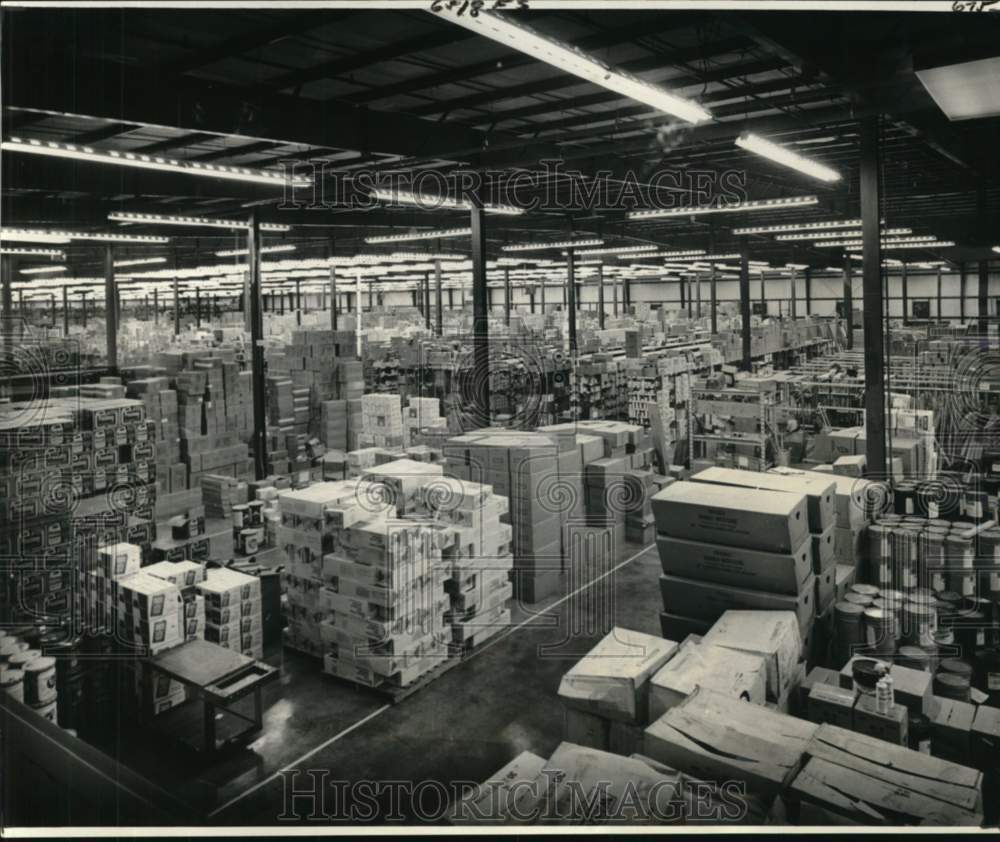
[651,477,815,703]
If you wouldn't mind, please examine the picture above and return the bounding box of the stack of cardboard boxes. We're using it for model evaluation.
[196,566,264,659]
[402,396,449,446]
[652,479,816,649]
[444,431,565,603]
[360,394,405,448]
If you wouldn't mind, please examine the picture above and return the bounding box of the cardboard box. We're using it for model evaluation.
[557,628,678,724]
[971,705,1000,771]
[852,693,909,746]
[449,750,547,825]
[690,467,835,533]
[807,683,857,729]
[643,686,817,798]
[769,468,873,531]
[563,705,610,751]
[703,610,802,701]
[795,723,983,825]
[656,534,812,595]
[811,525,835,573]
[659,573,815,633]
[930,697,975,764]
[649,640,767,720]
[799,666,842,714]
[651,481,810,554]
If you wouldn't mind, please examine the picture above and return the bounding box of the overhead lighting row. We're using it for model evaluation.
[3,137,312,188]
[502,239,603,252]
[0,246,66,259]
[369,189,523,216]
[1,227,168,244]
[108,211,290,232]
[627,195,819,220]
[365,228,472,244]
[775,227,912,242]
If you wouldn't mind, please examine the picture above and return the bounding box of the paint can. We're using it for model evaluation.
[23,656,57,706]
[1,664,23,701]
[30,699,58,724]
[232,504,249,528]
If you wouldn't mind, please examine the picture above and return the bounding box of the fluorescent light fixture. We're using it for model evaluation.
[0,247,66,258]
[628,195,818,220]
[735,133,841,183]
[215,244,297,257]
[785,263,810,270]
[847,241,955,252]
[370,189,523,216]
[1,227,167,244]
[108,211,289,232]
[819,235,941,248]
[3,137,312,188]
[916,56,1000,122]
[432,9,711,125]
[572,245,659,257]
[994,246,1000,254]
[656,249,707,259]
[19,265,68,275]
[502,239,603,252]
[365,228,472,244]
[733,220,864,235]
[775,227,912,242]
[113,257,168,268]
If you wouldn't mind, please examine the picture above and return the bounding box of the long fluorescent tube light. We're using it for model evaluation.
[847,241,955,252]
[370,189,523,216]
[113,257,168,268]
[735,133,841,183]
[19,265,68,275]
[215,244,297,257]
[775,228,912,242]
[365,228,472,244]
[572,245,659,257]
[109,211,289,232]
[819,235,940,248]
[433,9,711,125]
[994,246,1000,254]
[628,195,818,220]
[733,220,864,236]
[0,247,66,258]
[3,137,312,188]
[1,227,168,244]
[502,239,603,252]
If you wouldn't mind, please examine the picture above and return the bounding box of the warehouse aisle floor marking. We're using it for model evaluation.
[209,540,656,818]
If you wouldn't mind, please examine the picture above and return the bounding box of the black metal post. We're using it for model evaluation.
[739,242,751,371]
[104,245,118,371]
[844,256,854,349]
[901,261,909,324]
[861,115,887,477]
[435,259,443,336]
[248,211,268,480]
[597,264,606,329]
[503,269,511,326]
[566,250,577,354]
[470,204,491,425]
[959,261,966,322]
[63,285,69,336]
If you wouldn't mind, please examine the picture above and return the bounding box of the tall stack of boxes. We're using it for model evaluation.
[651,479,811,706]
[403,397,449,446]
[197,566,264,659]
[444,431,565,603]
[360,394,405,448]
[428,476,514,656]
[689,467,838,664]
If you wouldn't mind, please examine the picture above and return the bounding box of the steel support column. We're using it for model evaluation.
[937,267,943,320]
[330,267,338,331]
[104,245,118,371]
[63,286,69,336]
[901,262,909,324]
[424,272,432,331]
[470,204,491,426]
[861,115,887,477]
[979,259,990,337]
[597,264,606,329]
[805,268,812,315]
[566,250,577,355]
[195,288,201,328]
[435,259,443,336]
[844,256,854,349]
[710,267,718,334]
[248,211,268,480]
[739,243,751,371]
[789,269,797,320]
[503,269,511,326]
[960,261,966,322]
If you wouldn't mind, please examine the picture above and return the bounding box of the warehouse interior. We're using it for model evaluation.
[1,4,1000,830]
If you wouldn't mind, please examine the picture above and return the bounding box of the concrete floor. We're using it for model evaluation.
[110,540,663,825]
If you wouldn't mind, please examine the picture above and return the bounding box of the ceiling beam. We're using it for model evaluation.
[71,122,141,144]
[4,54,560,166]
[258,28,477,93]
[161,11,352,76]
[187,140,280,162]
[405,36,752,117]
[343,12,707,105]
[135,132,217,154]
